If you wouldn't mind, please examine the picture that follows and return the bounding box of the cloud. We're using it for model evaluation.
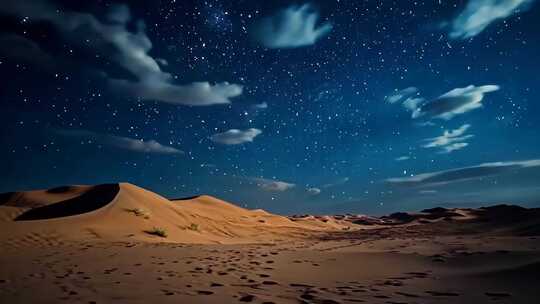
[253,178,296,192]
[423,124,474,153]
[412,85,500,120]
[395,156,411,161]
[386,87,425,112]
[386,159,540,187]
[307,187,321,195]
[58,129,183,154]
[441,142,469,153]
[111,80,243,106]
[322,177,350,188]
[210,128,262,145]
[447,0,535,39]
[251,4,332,48]
[386,87,418,104]
[402,97,424,111]
[252,102,268,109]
[0,0,242,106]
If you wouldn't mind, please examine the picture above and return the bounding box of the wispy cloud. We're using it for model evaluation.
[322,177,350,188]
[385,87,425,112]
[0,0,242,106]
[412,85,499,120]
[251,4,332,48]
[253,178,296,192]
[395,156,411,161]
[252,102,268,110]
[402,97,424,111]
[210,128,262,145]
[307,187,322,195]
[111,80,243,106]
[386,159,540,187]
[386,87,419,104]
[58,129,183,154]
[423,124,473,153]
[441,142,469,154]
[447,0,535,39]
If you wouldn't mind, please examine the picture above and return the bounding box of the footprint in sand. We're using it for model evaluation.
[485,292,511,298]
[395,291,419,298]
[290,283,315,288]
[426,291,460,297]
[239,294,256,302]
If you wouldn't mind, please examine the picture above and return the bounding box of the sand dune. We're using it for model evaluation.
[0,183,354,246]
[1,183,539,303]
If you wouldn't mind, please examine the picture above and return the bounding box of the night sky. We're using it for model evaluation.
[1,0,539,214]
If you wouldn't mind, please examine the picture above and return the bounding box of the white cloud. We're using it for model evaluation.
[395,156,411,161]
[307,187,321,195]
[111,137,183,154]
[413,85,500,120]
[253,102,268,109]
[253,178,296,192]
[386,87,418,104]
[210,128,262,145]
[0,1,242,106]
[58,129,183,154]
[111,80,243,106]
[386,87,426,112]
[251,4,332,48]
[441,142,469,154]
[386,159,540,186]
[423,124,473,153]
[448,0,535,39]
[322,177,350,188]
[402,97,424,111]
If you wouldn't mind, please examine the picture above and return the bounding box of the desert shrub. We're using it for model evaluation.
[187,223,199,231]
[126,208,148,218]
[146,227,167,238]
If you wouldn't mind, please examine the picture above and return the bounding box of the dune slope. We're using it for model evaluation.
[0,183,350,246]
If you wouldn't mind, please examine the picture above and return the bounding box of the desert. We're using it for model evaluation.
[1,183,539,303]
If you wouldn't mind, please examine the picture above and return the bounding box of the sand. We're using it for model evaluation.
[1,183,539,303]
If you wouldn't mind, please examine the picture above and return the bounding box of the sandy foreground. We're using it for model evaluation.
[1,183,539,303]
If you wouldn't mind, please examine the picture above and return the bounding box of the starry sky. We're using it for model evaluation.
[1,0,539,215]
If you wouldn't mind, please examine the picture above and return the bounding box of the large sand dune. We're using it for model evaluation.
[0,183,353,246]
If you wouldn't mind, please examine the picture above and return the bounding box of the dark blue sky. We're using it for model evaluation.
[1,0,539,214]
